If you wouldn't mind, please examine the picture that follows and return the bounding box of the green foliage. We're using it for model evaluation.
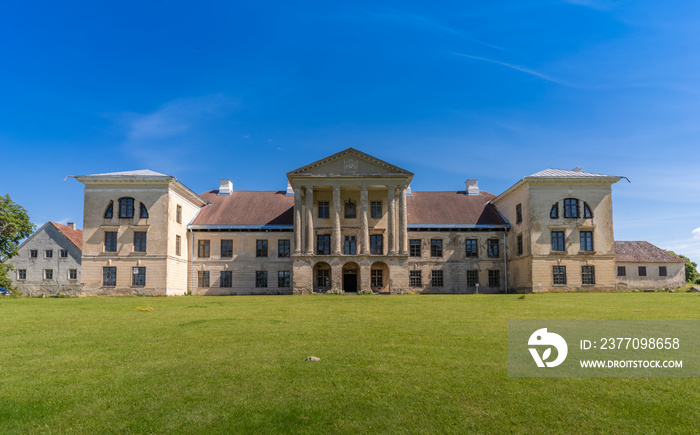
[666,250,699,283]
[0,194,34,290]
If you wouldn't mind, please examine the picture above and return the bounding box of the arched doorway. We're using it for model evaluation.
[370,261,390,293]
[313,261,331,293]
[342,262,360,292]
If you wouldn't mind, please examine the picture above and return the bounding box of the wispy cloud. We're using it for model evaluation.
[114,95,238,173]
[454,53,571,86]
[561,0,620,11]
[693,227,700,239]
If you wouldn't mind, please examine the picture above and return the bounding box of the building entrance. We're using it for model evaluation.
[342,262,359,292]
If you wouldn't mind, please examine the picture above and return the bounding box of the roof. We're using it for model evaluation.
[84,169,171,177]
[51,222,83,251]
[614,241,685,263]
[189,190,508,228]
[287,148,414,178]
[527,168,617,178]
[407,191,508,227]
[191,191,294,227]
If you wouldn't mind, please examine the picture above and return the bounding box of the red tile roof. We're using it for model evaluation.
[192,191,294,226]
[407,191,507,226]
[191,190,506,227]
[614,241,685,263]
[51,222,83,250]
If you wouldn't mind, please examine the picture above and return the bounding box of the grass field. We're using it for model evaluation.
[1,293,698,434]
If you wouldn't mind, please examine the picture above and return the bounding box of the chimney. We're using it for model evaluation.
[406,184,412,196]
[286,181,294,196]
[465,179,479,196]
[67,222,76,230]
[218,179,233,195]
[572,167,583,172]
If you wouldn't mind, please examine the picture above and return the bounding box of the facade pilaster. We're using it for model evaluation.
[332,186,342,255]
[360,186,369,255]
[399,185,408,255]
[294,187,302,254]
[388,186,396,254]
[305,186,314,255]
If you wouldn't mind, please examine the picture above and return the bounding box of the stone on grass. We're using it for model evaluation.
[305,356,321,362]
[691,286,700,292]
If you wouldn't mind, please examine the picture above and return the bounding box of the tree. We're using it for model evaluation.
[666,250,699,284]
[0,194,35,290]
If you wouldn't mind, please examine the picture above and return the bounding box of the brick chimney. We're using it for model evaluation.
[67,222,76,230]
[218,179,233,195]
[465,179,479,196]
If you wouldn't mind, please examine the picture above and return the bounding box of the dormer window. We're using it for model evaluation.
[563,198,579,218]
[118,198,135,218]
[104,201,114,219]
[583,202,593,219]
[550,203,559,219]
[139,203,149,219]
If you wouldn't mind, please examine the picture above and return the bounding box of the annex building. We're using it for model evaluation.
[73,148,684,296]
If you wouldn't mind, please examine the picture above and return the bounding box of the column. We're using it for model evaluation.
[332,186,342,255]
[388,186,396,254]
[399,185,408,255]
[305,186,314,255]
[360,186,369,255]
[294,187,302,254]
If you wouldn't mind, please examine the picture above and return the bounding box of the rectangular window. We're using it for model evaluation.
[553,266,567,285]
[132,267,146,286]
[344,235,356,255]
[60,249,68,258]
[467,270,479,287]
[256,271,268,288]
[198,271,210,288]
[69,269,77,280]
[278,271,291,288]
[659,266,667,277]
[465,239,478,257]
[278,240,291,258]
[318,201,330,219]
[582,266,595,285]
[316,269,330,288]
[256,240,268,257]
[580,231,594,252]
[551,231,565,252]
[409,270,422,287]
[221,240,233,258]
[516,204,522,224]
[638,266,647,277]
[134,232,147,252]
[564,198,579,218]
[517,235,523,256]
[103,267,116,287]
[370,201,382,219]
[617,266,626,277]
[18,269,26,280]
[119,198,134,218]
[44,269,53,280]
[30,249,38,258]
[370,235,383,255]
[316,235,330,255]
[371,269,383,287]
[488,270,501,288]
[176,205,182,224]
[409,239,421,257]
[344,201,357,219]
[220,271,232,288]
[431,239,443,257]
[431,270,443,287]
[45,249,53,258]
[198,240,210,258]
[105,232,117,252]
[175,235,181,256]
[487,239,499,258]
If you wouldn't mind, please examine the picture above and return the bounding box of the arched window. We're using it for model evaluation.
[104,201,114,219]
[583,202,593,219]
[139,203,149,218]
[563,198,579,218]
[550,203,559,219]
[118,197,135,218]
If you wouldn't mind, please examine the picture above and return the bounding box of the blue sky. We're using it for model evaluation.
[1,0,699,263]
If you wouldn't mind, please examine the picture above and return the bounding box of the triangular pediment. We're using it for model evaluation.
[287,148,414,178]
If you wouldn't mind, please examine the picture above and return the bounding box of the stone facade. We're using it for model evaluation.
[73,149,683,295]
[6,222,82,295]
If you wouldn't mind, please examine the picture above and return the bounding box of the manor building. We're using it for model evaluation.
[73,148,681,295]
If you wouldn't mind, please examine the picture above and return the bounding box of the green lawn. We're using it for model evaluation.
[1,293,698,434]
